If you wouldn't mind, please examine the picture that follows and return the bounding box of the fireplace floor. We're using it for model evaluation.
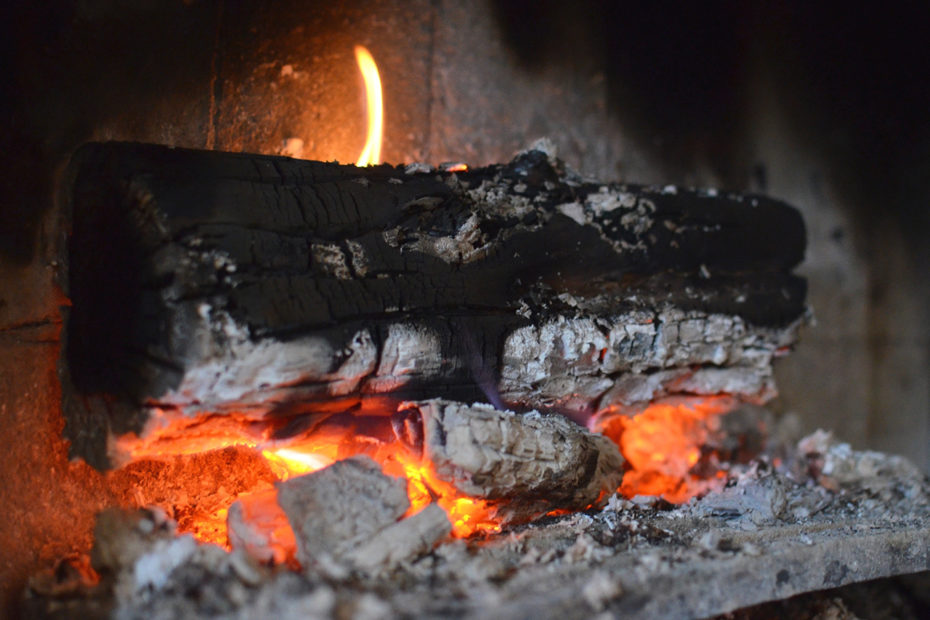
[713,571,930,620]
[24,429,930,620]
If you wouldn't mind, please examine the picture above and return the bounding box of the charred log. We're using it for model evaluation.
[63,142,806,466]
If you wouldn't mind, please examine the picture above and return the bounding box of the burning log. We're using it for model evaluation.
[275,456,450,574]
[395,399,624,522]
[63,141,806,466]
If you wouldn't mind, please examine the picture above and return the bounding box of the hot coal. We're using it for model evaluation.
[275,455,448,576]
[396,399,624,522]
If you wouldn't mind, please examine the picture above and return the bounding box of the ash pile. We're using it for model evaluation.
[24,422,930,619]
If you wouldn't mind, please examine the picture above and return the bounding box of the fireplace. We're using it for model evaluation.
[2,1,929,618]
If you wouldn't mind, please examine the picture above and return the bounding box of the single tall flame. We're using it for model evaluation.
[354,45,383,166]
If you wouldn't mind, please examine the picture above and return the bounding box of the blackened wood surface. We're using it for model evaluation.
[64,142,806,467]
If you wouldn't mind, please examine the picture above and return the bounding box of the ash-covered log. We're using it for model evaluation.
[396,399,624,522]
[63,141,806,467]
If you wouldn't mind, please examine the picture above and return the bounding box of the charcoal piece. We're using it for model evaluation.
[227,488,296,566]
[693,467,788,524]
[275,456,409,573]
[342,504,451,573]
[397,399,625,522]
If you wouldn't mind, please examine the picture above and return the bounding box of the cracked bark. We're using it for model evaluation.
[63,142,806,467]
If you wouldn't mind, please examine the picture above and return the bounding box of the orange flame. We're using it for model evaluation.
[595,396,735,503]
[354,45,383,166]
[391,453,500,538]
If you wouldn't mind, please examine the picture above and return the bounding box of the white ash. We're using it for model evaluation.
[240,579,336,620]
[501,308,800,412]
[366,323,443,392]
[519,183,659,253]
[342,504,452,574]
[310,243,352,280]
[465,178,537,219]
[142,300,797,438]
[276,456,410,573]
[691,464,788,526]
[581,570,623,611]
[344,239,368,276]
[399,212,492,264]
[404,162,434,174]
[155,319,377,414]
[86,508,273,617]
[556,202,587,225]
[797,430,930,502]
[131,536,198,593]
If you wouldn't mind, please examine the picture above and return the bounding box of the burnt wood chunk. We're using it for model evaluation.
[227,488,295,566]
[275,456,408,572]
[63,142,806,467]
[342,503,451,573]
[275,456,449,575]
[396,399,625,522]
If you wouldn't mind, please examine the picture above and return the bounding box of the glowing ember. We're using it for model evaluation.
[594,396,736,503]
[110,405,500,554]
[262,449,334,479]
[354,45,383,166]
[109,394,744,558]
[228,487,299,567]
[104,444,280,548]
[109,390,745,560]
[112,411,265,462]
[390,453,500,538]
[263,435,499,538]
[111,376,736,564]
